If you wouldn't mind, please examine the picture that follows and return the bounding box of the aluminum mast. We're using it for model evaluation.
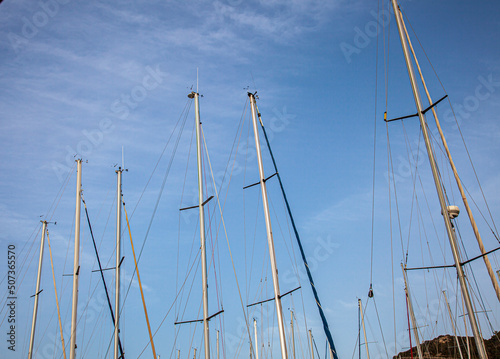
[308,330,314,359]
[191,91,210,359]
[397,12,500,303]
[290,310,296,359]
[69,159,82,359]
[27,220,47,359]
[248,92,288,359]
[390,2,487,358]
[216,330,220,359]
[114,168,123,359]
[254,319,259,359]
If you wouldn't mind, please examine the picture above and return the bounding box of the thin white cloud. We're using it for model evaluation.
[305,189,372,232]
[213,0,341,41]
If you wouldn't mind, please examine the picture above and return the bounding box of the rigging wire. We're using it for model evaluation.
[201,124,256,357]
[371,296,389,358]
[123,198,158,359]
[386,123,407,309]
[175,107,197,340]
[176,119,201,326]
[172,96,252,359]
[244,107,254,305]
[0,158,76,323]
[81,298,108,359]
[0,157,73,319]
[401,10,500,317]
[276,181,313,359]
[425,131,500,242]
[383,7,500,358]
[56,164,79,352]
[172,252,202,359]
[46,227,67,359]
[400,122,458,337]
[254,99,339,359]
[172,109,228,359]
[120,99,191,317]
[383,6,398,357]
[195,96,248,358]
[404,16,500,333]
[363,303,384,359]
[80,193,125,358]
[78,187,116,357]
[247,185,262,306]
[369,0,380,290]
[400,8,499,240]
[136,245,200,359]
[0,223,39,328]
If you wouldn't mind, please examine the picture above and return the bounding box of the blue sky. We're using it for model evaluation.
[1,0,500,358]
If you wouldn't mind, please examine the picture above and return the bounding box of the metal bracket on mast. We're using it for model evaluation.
[91,257,125,272]
[30,289,43,298]
[179,196,214,211]
[63,266,80,277]
[458,310,492,318]
[405,244,500,271]
[246,286,301,308]
[385,95,448,122]
[243,172,278,190]
[174,309,225,325]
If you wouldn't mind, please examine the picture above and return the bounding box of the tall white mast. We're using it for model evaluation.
[114,168,123,359]
[216,330,220,359]
[69,159,82,359]
[401,264,423,359]
[390,2,487,358]
[27,220,47,359]
[248,92,288,359]
[253,319,259,359]
[290,310,295,359]
[397,12,500,303]
[190,90,210,359]
[308,330,314,359]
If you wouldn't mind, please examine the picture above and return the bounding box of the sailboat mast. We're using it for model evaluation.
[248,92,288,359]
[217,330,220,359]
[390,2,487,358]
[290,311,295,359]
[308,330,314,359]
[27,220,47,359]
[253,102,338,359]
[401,264,423,359]
[254,319,259,359]
[69,158,82,359]
[358,299,371,359]
[397,12,500,303]
[443,291,465,359]
[114,168,123,359]
[192,91,210,359]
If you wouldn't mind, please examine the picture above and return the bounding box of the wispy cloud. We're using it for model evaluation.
[213,0,341,41]
[304,190,372,234]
